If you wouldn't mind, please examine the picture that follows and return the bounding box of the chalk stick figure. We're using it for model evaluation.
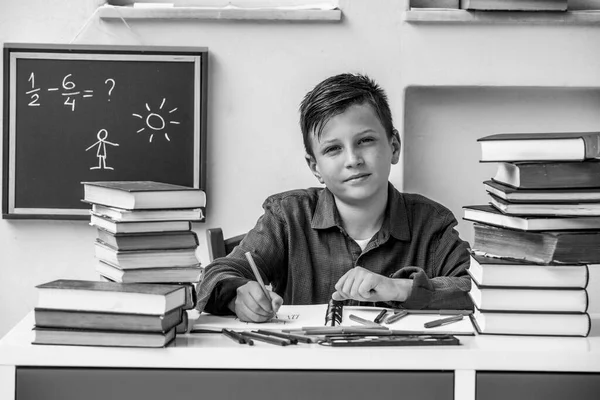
[86,129,119,170]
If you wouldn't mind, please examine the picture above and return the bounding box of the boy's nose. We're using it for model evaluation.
[345,148,364,167]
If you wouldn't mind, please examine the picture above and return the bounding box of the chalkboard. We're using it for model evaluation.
[2,43,208,219]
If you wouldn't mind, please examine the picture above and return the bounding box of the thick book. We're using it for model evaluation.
[94,241,200,269]
[488,192,600,216]
[478,132,600,162]
[484,180,600,203]
[468,281,588,313]
[33,307,183,333]
[468,253,588,288]
[96,260,204,283]
[96,229,199,251]
[472,223,600,264]
[90,213,192,234]
[32,326,176,348]
[100,276,197,309]
[460,0,568,11]
[82,181,206,210]
[470,308,591,337]
[411,0,459,8]
[92,203,204,222]
[35,279,186,315]
[493,161,600,189]
[463,204,600,231]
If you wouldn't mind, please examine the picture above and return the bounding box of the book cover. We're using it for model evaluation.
[463,204,600,231]
[92,203,204,222]
[99,278,197,309]
[470,308,591,337]
[411,0,460,8]
[90,213,192,234]
[493,160,600,189]
[32,326,176,348]
[484,180,600,203]
[488,192,600,216]
[82,181,207,210]
[472,223,600,263]
[461,0,568,11]
[468,280,588,313]
[96,228,199,251]
[477,131,600,162]
[96,261,204,283]
[34,307,183,332]
[468,253,588,288]
[36,279,186,314]
[94,241,200,269]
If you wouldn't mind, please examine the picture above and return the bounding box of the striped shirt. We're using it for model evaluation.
[197,183,473,314]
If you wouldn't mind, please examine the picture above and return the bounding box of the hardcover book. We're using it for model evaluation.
[488,192,600,216]
[467,253,588,288]
[96,261,204,283]
[90,213,192,234]
[35,279,186,315]
[472,223,600,264]
[82,181,206,210]
[460,0,568,11]
[470,308,591,337]
[92,203,204,222]
[484,180,600,203]
[94,241,200,269]
[492,160,600,189]
[96,228,199,251]
[33,326,176,348]
[478,131,600,162]
[463,204,600,231]
[34,307,183,333]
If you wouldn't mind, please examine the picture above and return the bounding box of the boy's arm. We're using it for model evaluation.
[196,199,288,314]
[390,212,473,310]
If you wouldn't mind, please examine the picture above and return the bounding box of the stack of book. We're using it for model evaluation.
[33,279,187,347]
[83,181,207,329]
[463,131,600,337]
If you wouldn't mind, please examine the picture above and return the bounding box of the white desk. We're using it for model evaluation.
[1,312,599,400]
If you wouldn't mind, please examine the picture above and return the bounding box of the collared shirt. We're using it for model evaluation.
[197,183,473,314]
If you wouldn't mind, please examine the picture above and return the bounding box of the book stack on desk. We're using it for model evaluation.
[82,181,206,326]
[33,279,187,347]
[462,131,600,337]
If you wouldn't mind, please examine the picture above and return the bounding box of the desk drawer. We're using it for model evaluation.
[17,367,453,400]
[477,372,600,400]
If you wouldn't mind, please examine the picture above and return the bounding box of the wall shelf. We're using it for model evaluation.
[98,5,342,22]
[405,9,600,25]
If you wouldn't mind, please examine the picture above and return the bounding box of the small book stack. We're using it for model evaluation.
[83,181,207,331]
[463,131,600,337]
[33,279,187,347]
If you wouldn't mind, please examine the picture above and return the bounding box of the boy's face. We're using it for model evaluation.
[305,103,400,206]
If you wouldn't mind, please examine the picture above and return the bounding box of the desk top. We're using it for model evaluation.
[1,311,600,372]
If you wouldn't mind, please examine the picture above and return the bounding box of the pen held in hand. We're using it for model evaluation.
[424,315,464,329]
[245,251,273,304]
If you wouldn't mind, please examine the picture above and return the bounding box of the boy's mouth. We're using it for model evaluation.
[344,173,370,183]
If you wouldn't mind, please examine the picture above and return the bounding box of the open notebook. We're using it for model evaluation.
[191,302,475,336]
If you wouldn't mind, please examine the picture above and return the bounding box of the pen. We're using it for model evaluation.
[244,331,292,346]
[244,251,273,305]
[424,315,464,329]
[349,314,382,328]
[256,330,300,344]
[373,309,388,324]
[222,328,246,344]
[384,310,409,324]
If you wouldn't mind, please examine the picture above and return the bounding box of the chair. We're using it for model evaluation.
[206,228,246,262]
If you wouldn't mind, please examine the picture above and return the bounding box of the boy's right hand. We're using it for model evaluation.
[229,281,283,322]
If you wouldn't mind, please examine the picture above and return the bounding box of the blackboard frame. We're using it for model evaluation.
[2,43,208,220]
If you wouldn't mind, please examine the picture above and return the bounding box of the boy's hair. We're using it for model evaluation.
[299,73,397,158]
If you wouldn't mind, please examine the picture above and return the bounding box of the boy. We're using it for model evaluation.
[196,73,472,322]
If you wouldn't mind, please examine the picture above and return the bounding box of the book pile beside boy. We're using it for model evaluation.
[33,279,187,347]
[83,180,207,334]
[463,131,600,337]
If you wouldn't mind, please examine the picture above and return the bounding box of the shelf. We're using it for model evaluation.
[404,9,600,25]
[97,5,343,21]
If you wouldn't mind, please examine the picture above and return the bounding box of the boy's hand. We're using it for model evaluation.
[332,266,412,302]
[229,281,283,322]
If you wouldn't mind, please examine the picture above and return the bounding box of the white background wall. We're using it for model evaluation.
[2,0,600,337]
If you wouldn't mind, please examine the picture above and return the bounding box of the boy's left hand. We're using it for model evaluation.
[332,266,412,302]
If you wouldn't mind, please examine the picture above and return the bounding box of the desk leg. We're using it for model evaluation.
[455,369,475,400]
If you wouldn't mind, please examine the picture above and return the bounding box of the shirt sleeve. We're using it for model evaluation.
[390,212,473,310]
[196,197,288,314]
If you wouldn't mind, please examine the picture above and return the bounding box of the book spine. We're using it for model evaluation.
[583,132,600,159]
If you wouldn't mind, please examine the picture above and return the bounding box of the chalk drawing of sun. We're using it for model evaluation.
[132,98,180,142]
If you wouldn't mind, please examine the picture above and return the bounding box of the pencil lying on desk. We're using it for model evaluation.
[244,331,292,346]
[424,315,464,329]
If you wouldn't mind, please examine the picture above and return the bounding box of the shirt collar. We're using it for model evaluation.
[310,183,411,242]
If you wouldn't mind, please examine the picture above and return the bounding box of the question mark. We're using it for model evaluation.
[105,79,115,101]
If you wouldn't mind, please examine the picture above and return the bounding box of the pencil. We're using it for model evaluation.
[222,328,245,344]
[244,251,273,303]
[244,331,291,346]
[384,310,409,324]
[374,309,388,324]
[424,315,464,329]
[349,314,382,328]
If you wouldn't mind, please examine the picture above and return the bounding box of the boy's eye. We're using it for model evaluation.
[323,146,341,155]
[359,137,375,144]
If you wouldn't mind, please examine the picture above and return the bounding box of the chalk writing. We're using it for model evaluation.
[133,97,180,143]
[85,129,119,170]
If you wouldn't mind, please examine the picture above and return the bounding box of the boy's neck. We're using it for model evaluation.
[334,186,388,240]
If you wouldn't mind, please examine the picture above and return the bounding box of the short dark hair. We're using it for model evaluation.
[299,73,396,158]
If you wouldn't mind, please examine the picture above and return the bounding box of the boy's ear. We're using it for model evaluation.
[391,129,401,165]
[305,154,324,184]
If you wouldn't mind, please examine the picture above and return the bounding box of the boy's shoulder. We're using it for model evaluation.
[397,190,453,218]
[263,187,323,209]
